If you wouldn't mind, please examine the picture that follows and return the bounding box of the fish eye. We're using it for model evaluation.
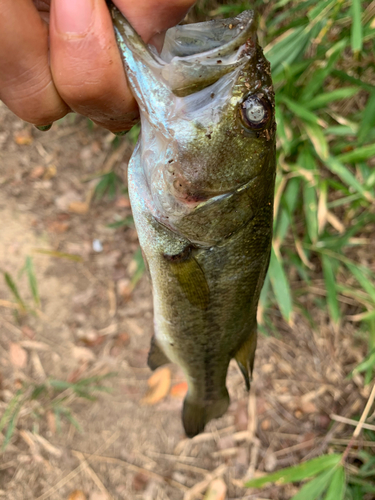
[240,95,271,130]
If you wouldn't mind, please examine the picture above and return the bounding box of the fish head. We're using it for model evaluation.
[111,7,276,240]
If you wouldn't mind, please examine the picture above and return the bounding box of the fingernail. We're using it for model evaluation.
[35,124,53,132]
[54,0,94,34]
[114,130,129,136]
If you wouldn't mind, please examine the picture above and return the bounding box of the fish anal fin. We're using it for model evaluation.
[235,331,257,391]
[147,336,170,371]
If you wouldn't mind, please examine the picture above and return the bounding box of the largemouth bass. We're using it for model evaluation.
[109,3,276,437]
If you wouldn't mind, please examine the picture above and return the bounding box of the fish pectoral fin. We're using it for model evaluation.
[169,257,210,310]
[182,392,229,438]
[235,331,257,391]
[147,336,170,371]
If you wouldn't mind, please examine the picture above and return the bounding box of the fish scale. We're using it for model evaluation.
[108,1,276,437]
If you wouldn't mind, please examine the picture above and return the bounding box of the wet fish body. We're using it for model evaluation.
[110,4,276,437]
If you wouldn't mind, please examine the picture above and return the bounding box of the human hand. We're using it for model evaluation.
[0,0,195,132]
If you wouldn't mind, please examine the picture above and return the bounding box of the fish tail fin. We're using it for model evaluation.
[147,336,170,370]
[235,330,257,391]
[182,391,230,438]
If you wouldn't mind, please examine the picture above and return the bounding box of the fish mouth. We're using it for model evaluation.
[110,5,257,101]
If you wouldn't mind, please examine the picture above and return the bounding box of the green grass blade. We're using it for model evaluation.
[322,255,340,325]
[25,256,40,307]
[351,0,363,53]
[268,247,293,323]
[305,88,359,110]
[358,91,375,145]
[3,272,27,312]
[304,123,329,160]
[325,157,372,201]
[324,466,346,500]
[292,467,337,500]
[338,144,375,163]
[279,96,320,124]
[0,390,23,434]
[303,181,318,243]
[246,454,341,488]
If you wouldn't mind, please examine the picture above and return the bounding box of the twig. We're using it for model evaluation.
[35,431,120,500]
[330,413,375,432]
[72,450,113,499]
[342,382,375,463]
[183,464,227,500]
[71,450,188,492]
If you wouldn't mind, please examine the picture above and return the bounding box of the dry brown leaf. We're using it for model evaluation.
[14,130,33,145]
[68,201,89,214]
[47,220,70,233]
[68,491,87,500]
[21,325,36,339]
[170,381,188,399]
[203,478,227,500]
[43,165,57,180]
[72,346,96,363]
[29,166,45,179]
[142,367,171,405]
[9,342,28,368]
[115,196,131,208]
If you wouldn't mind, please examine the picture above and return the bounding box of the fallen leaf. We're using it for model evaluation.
[132,472,149,491]
[43,165,57,180]
[204,478,227,500]
[29,166,45,179]
[72,346,96,363]
[55,191,81,211]
[47,220,70,233]
[115,196,131,208]
[68,201,89,214]
[9,342,28,368]
[14,130,33,145]
[21,325,35,339]
[170,381,188,399]
[68,491,87,500]
[142,367,171,405]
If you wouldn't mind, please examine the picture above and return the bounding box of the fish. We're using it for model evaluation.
[109,2,276,437]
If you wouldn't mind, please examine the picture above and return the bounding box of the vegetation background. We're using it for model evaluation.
[0,0,374,499]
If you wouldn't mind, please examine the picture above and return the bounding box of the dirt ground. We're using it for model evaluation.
[0,102,371,500]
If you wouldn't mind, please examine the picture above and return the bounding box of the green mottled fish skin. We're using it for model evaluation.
[110,3,276,437]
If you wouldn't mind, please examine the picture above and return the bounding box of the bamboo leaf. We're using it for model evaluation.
[305,88,359,110]
[322,255,340,325]
[324,466,346,500]
[246,454,341,488]
[269,247,293,323]
[351,0,363,53]
[358,91,375,145]
[338,144,375,163]
[304,122,329,160]
[292,467,337,500]
[325,157,372,201]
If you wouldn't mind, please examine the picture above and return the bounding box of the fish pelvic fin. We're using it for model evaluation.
[235,330,257,391]
[147,336,170,371]
[182,391,230,438]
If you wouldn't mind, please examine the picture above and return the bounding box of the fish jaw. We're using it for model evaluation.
[110,1,276,436]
